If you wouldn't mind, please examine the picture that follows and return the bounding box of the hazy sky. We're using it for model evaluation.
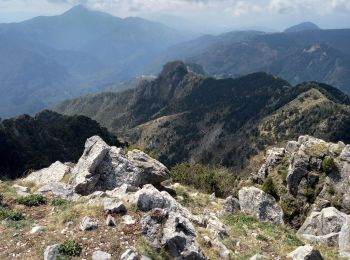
[0,0,350,33]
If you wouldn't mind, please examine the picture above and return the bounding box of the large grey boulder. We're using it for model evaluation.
[44,244,60,260]
[298,207,347,237]
[127,149,170,185]
[287,245,323,260]
[161,213,206,259]
[24,161,70,185]
[141,208,169,248]
[238,187,284,224]
[69,136,170,195]
[70,136,110,195]
[134,184,202,224]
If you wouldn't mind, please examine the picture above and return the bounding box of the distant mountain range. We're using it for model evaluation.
[155,26,350,94]
[54,61,350,170]
[0,5,194,118]
[1,9,350,119]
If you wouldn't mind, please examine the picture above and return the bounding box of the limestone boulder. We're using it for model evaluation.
[298,207,347,237]
[68,136,170,196]
[24,161,70,185]
[238,187,284,225]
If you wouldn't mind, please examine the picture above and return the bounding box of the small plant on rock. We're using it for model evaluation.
[59,240,82,257]
[17,194,46,207]
[322,156,337,175]
[262,177,279,201]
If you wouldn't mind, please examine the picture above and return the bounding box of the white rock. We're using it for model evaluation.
[123,215,136,225]
[92,250,111,260]
[214,239,231,259]
[24,161,70,185]
[287,245,323,260]
[30,226,43,234]
[80,216,98,231]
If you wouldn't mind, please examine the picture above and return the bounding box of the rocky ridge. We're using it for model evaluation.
[1,135,349,259]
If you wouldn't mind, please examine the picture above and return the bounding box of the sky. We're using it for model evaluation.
[0,0,350,33]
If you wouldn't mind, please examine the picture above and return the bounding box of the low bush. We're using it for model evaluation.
[17,194,46,207]
[52,198,71,210]
[0,207,25,221]
[171,162,237,197]
[59,240,82,257]
[322,157,337,175]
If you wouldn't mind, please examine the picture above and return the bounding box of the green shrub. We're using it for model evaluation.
[327,184,336,195]
[0,193,3,205]
[262,177,279,201]
[17,194,46,207]
[171,163,237,197]
[0,207,25,221]
[322,157,337,175]
[304,187,316,203]
[52,198,71,210]
[59,240,82,257]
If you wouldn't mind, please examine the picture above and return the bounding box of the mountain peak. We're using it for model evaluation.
[63,4,90,15]
[284,22,321,33]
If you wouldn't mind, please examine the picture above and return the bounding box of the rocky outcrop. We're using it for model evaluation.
[287,154,309,195]
[287,245,323,260]
[298,207,347,238]
[24,161,70,185]
[136,184,206,259]
[134,184,203,225]
[238,187,284,224]
[69,136,170,195]
[258,148,285,181]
